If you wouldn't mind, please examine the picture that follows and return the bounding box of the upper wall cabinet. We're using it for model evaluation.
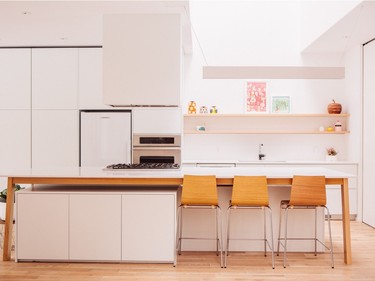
[78,48,110,109]
[133,108,182,134]
[0,49,31,109]
[103,14,181,107]
[32,48,78,109]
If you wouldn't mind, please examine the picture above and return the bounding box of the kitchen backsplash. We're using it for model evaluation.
[182,131,348,162]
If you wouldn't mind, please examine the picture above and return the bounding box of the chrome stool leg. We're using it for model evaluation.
[225,206,232,268]
[283,207,290,268]
[263,207,267,257]
[277,202,285,256]
[267,206,275,269]
[324,206,335,269]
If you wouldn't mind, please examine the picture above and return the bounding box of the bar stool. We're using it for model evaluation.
[277,175,334,268]
[176,175,223,267]
[225,176,274,268]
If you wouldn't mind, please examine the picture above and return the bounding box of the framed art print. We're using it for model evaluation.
[246,81,267,113]
[271,96,290,113]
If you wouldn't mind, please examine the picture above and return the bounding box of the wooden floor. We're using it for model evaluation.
[1,221,375,281]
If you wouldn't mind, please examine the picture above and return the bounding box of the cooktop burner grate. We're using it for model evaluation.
[106,163,180,169]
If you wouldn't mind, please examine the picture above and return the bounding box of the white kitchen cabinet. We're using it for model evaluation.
[0,49,31,109]
[133,108,182,134]
[16,193,69,260]
[16,189,177,263]
[32,110,79,168]
[78,48,110,109]
[122,192,176,262]
[70,194,122,261]
[103,14,181,106]
[32,48,78,109]
[0,110,31,170]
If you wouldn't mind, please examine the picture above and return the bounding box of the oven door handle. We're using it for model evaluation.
[132,147,181,150]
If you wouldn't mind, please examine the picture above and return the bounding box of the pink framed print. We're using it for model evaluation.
[246,81,267,113]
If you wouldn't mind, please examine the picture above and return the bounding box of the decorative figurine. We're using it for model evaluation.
[210,106,218,114]
[327,100,342,114]
[188,101,197,114]
[200,106,208,114]
[335,120,342,131]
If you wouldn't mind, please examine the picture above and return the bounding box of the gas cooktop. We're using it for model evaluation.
[106,163,180,170]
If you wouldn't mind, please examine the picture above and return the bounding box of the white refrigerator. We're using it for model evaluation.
[80,110,132,167]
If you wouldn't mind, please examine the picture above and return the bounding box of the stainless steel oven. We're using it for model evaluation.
[132,134,181,165]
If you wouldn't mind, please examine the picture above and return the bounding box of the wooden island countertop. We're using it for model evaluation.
[1,166,354,264]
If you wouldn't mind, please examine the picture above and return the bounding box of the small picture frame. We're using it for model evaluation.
[246,81,267,113]
[271,96,290,113]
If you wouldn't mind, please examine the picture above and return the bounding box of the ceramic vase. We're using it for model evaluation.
[326,155,337,162]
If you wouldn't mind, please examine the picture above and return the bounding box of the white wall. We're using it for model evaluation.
[300,0,361,51]
[183,0,348,162]
[344,44,362,163]
[190,0,301,66]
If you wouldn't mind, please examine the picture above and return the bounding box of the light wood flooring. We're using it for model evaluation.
[1,221,375,281]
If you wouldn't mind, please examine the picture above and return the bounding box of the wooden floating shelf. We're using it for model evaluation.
[184,130,350,135]
[184,113,350,118]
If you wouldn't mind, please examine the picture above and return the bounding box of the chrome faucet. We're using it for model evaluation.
[259,143,266,160]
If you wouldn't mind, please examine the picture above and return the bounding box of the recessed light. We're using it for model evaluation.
[22,11,31,15]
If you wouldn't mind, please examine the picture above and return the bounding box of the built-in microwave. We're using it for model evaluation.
[132,134,181,165]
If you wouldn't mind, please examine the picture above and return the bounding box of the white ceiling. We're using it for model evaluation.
[302,1,375,54]
[0,0,192,51]
[2,0,374,55]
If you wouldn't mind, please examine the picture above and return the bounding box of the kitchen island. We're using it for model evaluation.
[1,166,354,264]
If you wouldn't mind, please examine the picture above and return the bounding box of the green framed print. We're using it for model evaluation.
[271,96,290,113]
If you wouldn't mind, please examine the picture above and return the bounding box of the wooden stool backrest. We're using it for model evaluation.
[289,175,326,206]
[181,175,218,206]
[231,176,269,206]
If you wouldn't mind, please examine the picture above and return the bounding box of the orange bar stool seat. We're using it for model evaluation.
[176,175,223,267]
[277,175,334,268]
[225,176,274,268]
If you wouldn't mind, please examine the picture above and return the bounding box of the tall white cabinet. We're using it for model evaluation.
[31,48,78,109]
[363,39,375,228]
[0,49,31,110]
[0,49,31,170]
[0,47,104,170]
[31,48,79,168]
[78,48,109,109]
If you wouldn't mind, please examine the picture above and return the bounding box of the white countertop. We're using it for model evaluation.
[0,166,356,179]
[183,160,358,166]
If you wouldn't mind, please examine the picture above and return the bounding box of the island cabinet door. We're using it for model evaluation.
[121,192,176,262]
[16,193,69,260]
[69,194,122,261]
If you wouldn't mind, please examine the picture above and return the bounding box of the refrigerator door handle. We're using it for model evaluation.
[127,140,131,164]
